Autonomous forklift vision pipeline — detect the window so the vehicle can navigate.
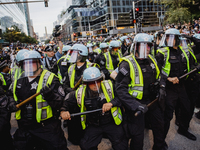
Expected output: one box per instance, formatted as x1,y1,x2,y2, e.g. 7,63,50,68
113,1,116,6
123,8,126,12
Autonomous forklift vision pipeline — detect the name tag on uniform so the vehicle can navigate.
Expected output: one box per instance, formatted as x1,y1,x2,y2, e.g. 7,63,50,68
61,62,67,66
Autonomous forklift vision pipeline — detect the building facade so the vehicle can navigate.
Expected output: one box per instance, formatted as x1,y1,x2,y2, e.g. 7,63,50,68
0,0,28,34
23,0,34,37
56,0,166,41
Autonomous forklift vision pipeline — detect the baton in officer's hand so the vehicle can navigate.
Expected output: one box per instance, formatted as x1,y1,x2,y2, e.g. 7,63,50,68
16,92,40,108
59,108,102,120
134,67,200,117
134,98,158,117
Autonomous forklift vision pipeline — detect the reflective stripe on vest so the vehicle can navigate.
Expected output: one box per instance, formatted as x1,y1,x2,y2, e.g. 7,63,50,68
120,55,160,100
104,51,121,73
14,70,54,123
120,55,143,99
101,80,122,125
75,84,87,129
94,48,101,54
118,50,123,61
148,54,160,79
76,80,122,130
104,52,114,73
0,73,6,86
188,48,197,64
157,46,190,77
68,62,96,88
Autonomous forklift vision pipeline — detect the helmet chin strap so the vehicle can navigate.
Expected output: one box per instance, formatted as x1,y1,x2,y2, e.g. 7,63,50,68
33,63,41,75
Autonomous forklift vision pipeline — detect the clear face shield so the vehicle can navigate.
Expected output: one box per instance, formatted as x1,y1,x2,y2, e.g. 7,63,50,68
181,39,189,48
87,79,102,93
65,50,79,63
17,59,43,79
159,34,178,47
134,43,151,59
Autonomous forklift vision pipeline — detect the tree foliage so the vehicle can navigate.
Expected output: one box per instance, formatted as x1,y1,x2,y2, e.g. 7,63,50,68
153,0,200,24
2,25,38,44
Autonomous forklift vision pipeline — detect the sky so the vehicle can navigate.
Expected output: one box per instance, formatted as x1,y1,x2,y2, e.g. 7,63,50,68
28,0,68,38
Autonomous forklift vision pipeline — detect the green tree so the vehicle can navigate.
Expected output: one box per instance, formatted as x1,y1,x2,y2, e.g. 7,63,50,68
3,25,38,44
154,0,200,24
3,25,21,44
45,39,50,44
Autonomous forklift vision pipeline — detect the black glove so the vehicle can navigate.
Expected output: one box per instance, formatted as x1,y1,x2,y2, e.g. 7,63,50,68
158,87,166,111
7,97,18,112
137,104,148,114
40,84,53,99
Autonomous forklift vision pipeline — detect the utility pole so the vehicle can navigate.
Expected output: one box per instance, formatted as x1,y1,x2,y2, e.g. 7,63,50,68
133,1,136,34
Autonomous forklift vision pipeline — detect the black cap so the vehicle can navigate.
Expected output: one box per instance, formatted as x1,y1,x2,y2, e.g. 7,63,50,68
44,46,53,52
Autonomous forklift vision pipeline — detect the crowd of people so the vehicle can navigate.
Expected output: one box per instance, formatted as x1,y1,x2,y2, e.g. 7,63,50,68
0,24,200,150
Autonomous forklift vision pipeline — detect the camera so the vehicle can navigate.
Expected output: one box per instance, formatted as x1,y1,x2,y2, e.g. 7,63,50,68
52,25,61,37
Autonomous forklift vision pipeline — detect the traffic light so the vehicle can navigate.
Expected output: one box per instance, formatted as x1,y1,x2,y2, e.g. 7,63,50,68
73,33,76,37
129,9,133,24
44,0,48,7
52,25,61,37
135,7,139,19
133,19,137,24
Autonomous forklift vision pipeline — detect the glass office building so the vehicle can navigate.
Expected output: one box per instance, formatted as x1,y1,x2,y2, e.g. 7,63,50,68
58,0,165,40
0,0,28,34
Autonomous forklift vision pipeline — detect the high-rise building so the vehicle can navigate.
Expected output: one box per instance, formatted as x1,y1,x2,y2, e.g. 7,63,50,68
56,0,166,41
0,0,28,34
23,0,34,37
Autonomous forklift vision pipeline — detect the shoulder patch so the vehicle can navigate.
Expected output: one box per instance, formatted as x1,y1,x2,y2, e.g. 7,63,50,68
119,67,128,76
58,86,65,96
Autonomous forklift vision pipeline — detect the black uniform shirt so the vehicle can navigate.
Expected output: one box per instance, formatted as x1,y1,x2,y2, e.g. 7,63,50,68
15,75,65,128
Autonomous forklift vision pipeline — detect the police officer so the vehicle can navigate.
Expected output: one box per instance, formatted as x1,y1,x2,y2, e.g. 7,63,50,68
12,51,68,150
63,44,98,94
190,34,200,118
60,67,128,150
87,43,98,63
57,45,71,81
63,44,98,145
94,43,110,79
115,33,166,150
0,60,12,92
93,41,101,54
175,37,200,126
0,60,15,150
102,40,122,76
43,45,58,74
156,28,197,141
120,36,130,55
3,49,11,63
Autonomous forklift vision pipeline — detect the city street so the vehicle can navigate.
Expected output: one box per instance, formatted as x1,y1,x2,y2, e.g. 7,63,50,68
10,109,200,150
1,0,200,150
